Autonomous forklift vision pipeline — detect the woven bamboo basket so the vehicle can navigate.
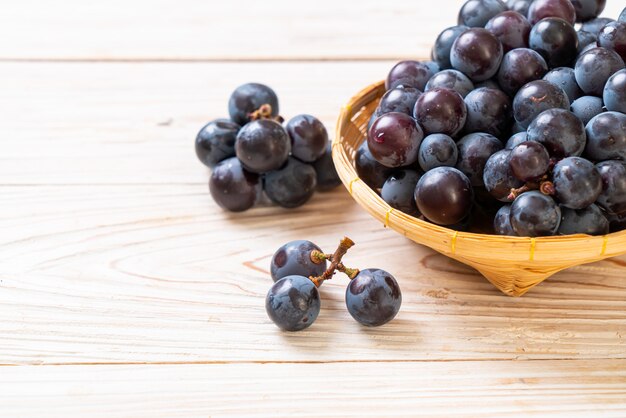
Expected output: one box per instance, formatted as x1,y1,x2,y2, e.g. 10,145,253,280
332,80,626,296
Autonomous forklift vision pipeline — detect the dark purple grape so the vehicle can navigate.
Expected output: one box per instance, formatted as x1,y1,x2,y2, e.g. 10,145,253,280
228,83,279,125
313,144,341,192
510,121,527,135
432,26,470,69
558,204,609,235
195,118,240,168
620,8,626,23
527,0,576,25
581,17,615,35
209,157,260,212
485,11,531,53
463,87,512,137
425,70,474,98
579,41,599,55
585,111,626,161
263,157,317,208
494,204,517,235
413,88,467,136
270,240,327,282
598,21,626,62
570,0,606,23
381,170,421,216
595,160,626,216
498,48,549,96
508,0,534,16
266,275,320,331
570,96,604,125
418,133,458,171
529,18,578,68
483,149,524,201
386,61,434,91
526,108,586,158
378,87,422,115
543,67,583,102
456,133,504,187
286,114,328,163
235,119,290,173
368,112,423,168
577,30,598,53
510,191,561,236
345,269,401,327
607,212,626,232
457,0,508,27
510,141,550,181
574,47,625,96
474,79,502,90
451,28,504,81
355,141,394,190
513,80,570,128
424,61,442,74
603,69,626,113
415,167,474,225
553,156,602,209
505,131,529,149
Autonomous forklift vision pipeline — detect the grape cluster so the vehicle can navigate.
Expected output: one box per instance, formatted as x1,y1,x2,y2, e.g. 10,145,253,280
266,237,402,331
196,83,341,212
357,0,626,236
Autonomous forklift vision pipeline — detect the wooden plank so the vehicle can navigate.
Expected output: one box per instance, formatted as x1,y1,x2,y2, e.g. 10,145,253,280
2,361,626,417
1,184,625,365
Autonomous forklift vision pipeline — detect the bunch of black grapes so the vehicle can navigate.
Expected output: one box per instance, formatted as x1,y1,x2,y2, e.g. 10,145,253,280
358,0,626,236
195,83,341,212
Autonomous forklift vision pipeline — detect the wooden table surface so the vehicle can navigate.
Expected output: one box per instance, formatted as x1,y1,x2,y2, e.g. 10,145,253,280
2,1,626,416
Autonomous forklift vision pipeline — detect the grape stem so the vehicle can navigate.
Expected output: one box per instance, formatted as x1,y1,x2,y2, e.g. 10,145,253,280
309,237,360,287
508,177,555,200
247,104,285,123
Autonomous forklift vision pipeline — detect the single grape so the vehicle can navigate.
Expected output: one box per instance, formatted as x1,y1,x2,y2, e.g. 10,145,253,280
418,133,458,171
457,0,508,27
497,48,549,96
558,204,609,235
209,157,260,212
505,131,529,149
595,160,626,216
577,30,598,53
266,275,320,331
368,112,423,168
529,17,578,68
451,28,504,82
494,204,517,235
264,157,317,208
424,61,442,74
195,118,240,168
570,0,606,23
603,69,626,113
513,80,570,128
425,70,474,98
526,108,586,158
271,240,327,282
483,149,524,202
527,0,576,25
415,167,474,225
386,60,434,91
228,83,279,125
510,191,561,236
381,170,421,216
463,88,512,137
355,141,394,190
286,114,328,163
345,269,401,327
597,21,626,62
570,95,604,125
313,144,341,192
235,119,290,174
507,0,533,16
456,132,504,187
485,11,531,53
413,88,467,136
574,47,625,96
543,67,583,102
378,87,422,115
584,111,626,161
510,141,550,181
432,26,470,69
553,156,602,209
581,17,614,35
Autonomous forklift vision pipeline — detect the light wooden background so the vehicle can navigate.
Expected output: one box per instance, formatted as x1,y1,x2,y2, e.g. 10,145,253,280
1,1,626,417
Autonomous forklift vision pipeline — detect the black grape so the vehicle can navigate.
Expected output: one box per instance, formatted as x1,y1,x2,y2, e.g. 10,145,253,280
270,240,327,282
527,108,586,158
603,69,626,113
313,144,342,192
456,132,504,187
451,28,504,82
386,60,434,90
553,156,602,209
266,275,320,331
457,0,507,27
513,80,570,128
581,17,614,35
263,157,317,208
505,131,529,149
432,26,470,69
620,7,626,23
558,204,609,235
570,95,604,125
415,167,474,225
577,30,598,53
528,0,576,25
209,157,260,212
510,191,561,236
378,87,423,115
571,0,606,23
498,48,549,96
368,112,423,168
543,67,583,102
228,83,279,125
418,133,458,171
235,119,290,173
463,87,512,137
381,170,421,216
597,21,626,62
413,88,467,136
355,142,394,190
425,70,474,98
195,118,240,168
595,160,626,216
574,47,625,96
529,17,578,68
286,114,328,162
483,149,524,202
345,269,401,327
584,111,626,161
507,0,533,16
509,141,550,181
485,11,531,53
494,204,517,235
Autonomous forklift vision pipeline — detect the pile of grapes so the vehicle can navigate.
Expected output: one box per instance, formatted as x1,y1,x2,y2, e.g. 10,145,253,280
360,0,626,237
195,83,341,212
266,238,402,331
